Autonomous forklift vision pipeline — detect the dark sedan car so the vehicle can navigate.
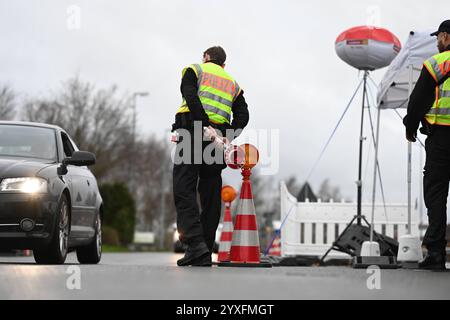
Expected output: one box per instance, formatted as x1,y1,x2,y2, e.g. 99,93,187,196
0,121,103,264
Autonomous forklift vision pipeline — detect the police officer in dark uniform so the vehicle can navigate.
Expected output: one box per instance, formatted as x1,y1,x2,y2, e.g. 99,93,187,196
172,46,249,266
404,20,450,270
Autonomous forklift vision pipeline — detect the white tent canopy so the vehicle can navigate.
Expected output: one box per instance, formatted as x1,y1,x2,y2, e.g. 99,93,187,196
377,30,438,109
369,30,437,239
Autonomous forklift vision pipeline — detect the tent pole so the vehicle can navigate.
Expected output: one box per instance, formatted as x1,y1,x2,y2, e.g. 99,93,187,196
357,71,368,225
370,105,381,243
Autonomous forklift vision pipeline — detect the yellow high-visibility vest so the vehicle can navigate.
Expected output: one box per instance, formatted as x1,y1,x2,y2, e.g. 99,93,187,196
423,51,450,126
177,63,241,125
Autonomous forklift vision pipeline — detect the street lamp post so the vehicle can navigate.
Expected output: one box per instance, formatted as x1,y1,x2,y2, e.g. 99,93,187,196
131,92,149,232
132,92,150,150
158,128,172,250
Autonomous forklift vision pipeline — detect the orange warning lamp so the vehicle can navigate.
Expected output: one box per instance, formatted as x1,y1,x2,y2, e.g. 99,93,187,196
241,144,259,169
221,185,237,203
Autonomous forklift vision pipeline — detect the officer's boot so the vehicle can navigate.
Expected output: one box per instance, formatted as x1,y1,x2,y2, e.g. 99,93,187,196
418,251,446,270
177,242,211,267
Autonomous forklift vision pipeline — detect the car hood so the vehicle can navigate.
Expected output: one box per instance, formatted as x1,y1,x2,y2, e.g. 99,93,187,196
0,158,55,178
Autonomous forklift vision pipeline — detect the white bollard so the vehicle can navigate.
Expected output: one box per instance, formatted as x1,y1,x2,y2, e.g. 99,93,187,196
361,241,381,257
397,234,422,262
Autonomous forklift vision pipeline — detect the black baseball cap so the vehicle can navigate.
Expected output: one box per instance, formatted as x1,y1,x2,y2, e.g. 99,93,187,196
431,20,450,36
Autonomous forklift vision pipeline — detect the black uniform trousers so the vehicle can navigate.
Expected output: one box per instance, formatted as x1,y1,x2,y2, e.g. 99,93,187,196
423,125,450,255
173,130,226,252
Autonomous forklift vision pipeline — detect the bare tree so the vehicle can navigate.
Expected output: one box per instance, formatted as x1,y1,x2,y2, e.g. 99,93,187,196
0,85,16,120
133,135,175,230
22,77,134,181
318,178,342,202
285,175,302,196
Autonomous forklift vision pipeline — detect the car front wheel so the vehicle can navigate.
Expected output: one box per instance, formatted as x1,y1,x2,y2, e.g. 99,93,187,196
34,194,70,264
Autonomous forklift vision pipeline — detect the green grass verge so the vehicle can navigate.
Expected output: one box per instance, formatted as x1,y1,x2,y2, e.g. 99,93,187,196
102,245,130,253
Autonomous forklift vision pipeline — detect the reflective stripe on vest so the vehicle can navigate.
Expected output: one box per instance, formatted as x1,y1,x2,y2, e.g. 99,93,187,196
424,57,446,82
198,91,233,108
176,62,241,124
439,87,450,98
424,51,450,126
427,108,450,115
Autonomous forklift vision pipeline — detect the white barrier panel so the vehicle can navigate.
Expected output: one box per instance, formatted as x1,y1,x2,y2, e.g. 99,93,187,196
280,181,420,258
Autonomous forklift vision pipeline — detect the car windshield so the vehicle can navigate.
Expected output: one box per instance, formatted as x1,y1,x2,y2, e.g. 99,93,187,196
0,125,57,161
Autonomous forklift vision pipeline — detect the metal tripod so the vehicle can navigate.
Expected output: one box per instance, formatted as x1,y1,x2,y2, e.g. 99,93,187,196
319,71,391,264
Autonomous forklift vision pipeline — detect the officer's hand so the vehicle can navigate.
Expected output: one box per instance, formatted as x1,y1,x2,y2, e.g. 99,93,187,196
406,130,417,142
207,126,218,141
203,126,216,141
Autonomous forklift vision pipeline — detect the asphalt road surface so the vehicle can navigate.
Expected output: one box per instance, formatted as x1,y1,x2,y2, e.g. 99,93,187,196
0,253,449,300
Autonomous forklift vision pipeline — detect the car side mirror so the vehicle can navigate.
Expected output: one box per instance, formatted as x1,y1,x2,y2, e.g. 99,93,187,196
57,165,68,176
63,151,96,167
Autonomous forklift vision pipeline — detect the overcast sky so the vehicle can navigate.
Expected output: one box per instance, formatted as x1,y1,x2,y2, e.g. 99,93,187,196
1,0,448,216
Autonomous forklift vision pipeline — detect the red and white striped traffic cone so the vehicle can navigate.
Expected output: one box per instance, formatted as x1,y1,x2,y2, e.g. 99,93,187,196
229,169,260,263
268,236,281,256
219,144,271,268
217,186,236,262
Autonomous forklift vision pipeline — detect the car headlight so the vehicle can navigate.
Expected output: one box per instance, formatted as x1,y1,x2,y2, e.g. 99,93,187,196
0,177,48,193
